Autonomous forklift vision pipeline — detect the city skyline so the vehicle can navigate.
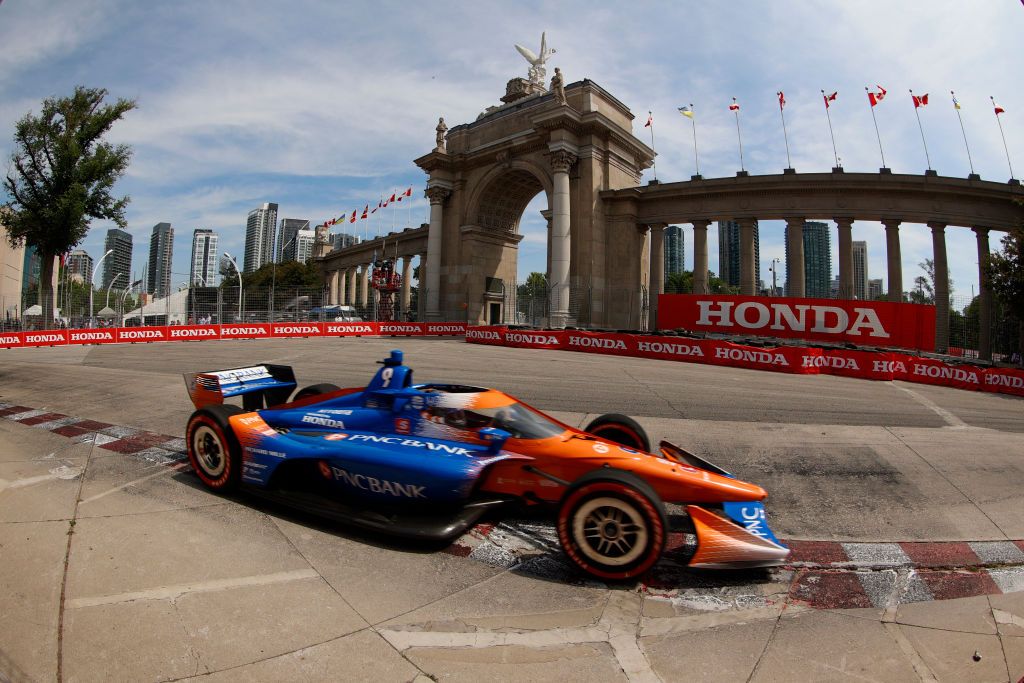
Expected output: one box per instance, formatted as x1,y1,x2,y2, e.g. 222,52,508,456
0,2,1019,297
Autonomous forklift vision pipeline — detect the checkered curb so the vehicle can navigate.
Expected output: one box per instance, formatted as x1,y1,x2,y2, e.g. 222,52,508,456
3,401,1022,609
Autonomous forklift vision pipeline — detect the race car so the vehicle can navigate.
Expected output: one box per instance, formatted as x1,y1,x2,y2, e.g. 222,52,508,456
184,350,789,580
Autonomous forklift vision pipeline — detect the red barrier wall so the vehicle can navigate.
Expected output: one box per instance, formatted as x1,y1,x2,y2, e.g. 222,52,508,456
0,322,469,349
465,326,1024,399
658,294,936,351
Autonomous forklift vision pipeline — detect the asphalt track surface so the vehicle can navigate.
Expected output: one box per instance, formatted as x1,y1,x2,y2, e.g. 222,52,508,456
2,337,1024,681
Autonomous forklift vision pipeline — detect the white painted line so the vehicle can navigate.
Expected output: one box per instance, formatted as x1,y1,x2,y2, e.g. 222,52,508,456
988,567,1024,594
893,384,969,428
0,465,84,493
842,543,911,567
67,568,319,608
969,541,1024,565
79,462,188,504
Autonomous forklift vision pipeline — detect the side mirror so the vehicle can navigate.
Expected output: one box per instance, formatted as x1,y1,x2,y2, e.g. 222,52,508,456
478,427,511,454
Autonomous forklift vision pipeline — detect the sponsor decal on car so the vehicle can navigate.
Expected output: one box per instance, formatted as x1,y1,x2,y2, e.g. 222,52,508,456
301,415,346,428
395,417,411,434
329,465,427,499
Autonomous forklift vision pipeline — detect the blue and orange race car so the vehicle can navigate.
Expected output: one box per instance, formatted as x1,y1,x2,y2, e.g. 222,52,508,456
184,350,789,580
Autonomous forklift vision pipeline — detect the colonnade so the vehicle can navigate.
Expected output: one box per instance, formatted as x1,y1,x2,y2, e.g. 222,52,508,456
326,255,417,313
645,219,998,360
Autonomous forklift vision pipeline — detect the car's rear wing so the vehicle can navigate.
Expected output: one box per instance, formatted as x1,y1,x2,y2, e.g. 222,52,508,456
184,364,297,410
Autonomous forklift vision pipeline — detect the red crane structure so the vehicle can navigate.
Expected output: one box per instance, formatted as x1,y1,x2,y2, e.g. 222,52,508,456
370,256,402,322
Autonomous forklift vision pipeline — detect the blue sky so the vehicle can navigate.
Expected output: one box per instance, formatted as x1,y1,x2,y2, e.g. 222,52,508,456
1,0,1020,301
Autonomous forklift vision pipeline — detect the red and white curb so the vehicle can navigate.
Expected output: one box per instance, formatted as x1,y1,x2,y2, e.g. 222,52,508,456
3,401,1022,610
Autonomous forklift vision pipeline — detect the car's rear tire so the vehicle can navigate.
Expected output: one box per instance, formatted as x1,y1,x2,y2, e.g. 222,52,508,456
557,469,667,581
292,383,342,402
583,414,650,452
186,405,243,492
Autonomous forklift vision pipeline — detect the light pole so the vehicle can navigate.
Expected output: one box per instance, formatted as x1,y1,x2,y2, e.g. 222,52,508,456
271,235,297,322
769,258,781,296
119,279,141,326
223,252,243,322
105,273,124,309
88,249,114,328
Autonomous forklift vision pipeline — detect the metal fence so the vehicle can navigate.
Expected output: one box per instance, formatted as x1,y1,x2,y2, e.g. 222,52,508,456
496,278,650,331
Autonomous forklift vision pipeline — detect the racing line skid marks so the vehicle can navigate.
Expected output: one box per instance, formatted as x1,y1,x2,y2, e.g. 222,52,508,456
3,404,1024,610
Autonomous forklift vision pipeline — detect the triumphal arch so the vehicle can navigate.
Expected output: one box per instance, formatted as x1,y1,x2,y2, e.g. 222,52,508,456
414,76,655,328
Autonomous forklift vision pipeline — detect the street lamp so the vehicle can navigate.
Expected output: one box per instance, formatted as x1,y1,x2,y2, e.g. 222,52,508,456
223,252,243,321
89,249,114,328
769,258,781,296
105,273,124,309
119,279,141,326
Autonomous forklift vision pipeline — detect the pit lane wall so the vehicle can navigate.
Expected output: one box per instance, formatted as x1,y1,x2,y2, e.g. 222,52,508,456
0,322,467,348
465,326,1024,398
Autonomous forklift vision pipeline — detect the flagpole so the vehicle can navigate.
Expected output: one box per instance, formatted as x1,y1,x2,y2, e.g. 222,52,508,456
951,91,976,176
690,104,700,177
732,98,745,172
648,111,657,181
777,92,792,170
991,96,1016,179
821,90,839,168
865,87,887,169
910,90,932,171
390,189,396,236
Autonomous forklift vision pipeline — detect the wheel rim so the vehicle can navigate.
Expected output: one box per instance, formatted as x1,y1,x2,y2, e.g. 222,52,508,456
572,496,648,567
192,424,226,478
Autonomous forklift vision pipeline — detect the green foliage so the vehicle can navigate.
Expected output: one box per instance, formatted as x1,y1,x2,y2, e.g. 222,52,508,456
907,258,954,305
3,87,136,325
518,272,548,298
664,270,737,294
219,260,323,290
987,220,1024,361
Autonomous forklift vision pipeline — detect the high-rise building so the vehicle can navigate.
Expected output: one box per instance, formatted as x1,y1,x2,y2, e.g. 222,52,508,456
852,241,869,300
293,228,316,264
277,218,310,262
67,250,93,283
244,202,278,272
868,278,883,300
664,225,685,282
102,228,132,290
717,220,759,289
190,229,219,287
801,222,832,298
147,222,174,298
331,232,361,251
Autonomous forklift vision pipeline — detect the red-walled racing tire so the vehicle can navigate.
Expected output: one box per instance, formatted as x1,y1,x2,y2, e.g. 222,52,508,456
186,404,243,492
583,413,650,452
557,469,667,581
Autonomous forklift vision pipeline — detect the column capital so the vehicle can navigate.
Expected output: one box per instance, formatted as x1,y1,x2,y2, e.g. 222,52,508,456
834,216,855,227
928,221,947,233
646,222,669,232
784,216,805,227
425,186,451,205
690,219,711,229
972,226,991,238
550,149,578,174
881,218,902,229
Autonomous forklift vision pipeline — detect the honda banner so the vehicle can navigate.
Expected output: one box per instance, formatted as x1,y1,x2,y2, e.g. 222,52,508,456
658,294,936,351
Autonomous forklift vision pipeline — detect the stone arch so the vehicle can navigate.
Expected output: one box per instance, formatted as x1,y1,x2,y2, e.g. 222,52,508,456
466,160,553,235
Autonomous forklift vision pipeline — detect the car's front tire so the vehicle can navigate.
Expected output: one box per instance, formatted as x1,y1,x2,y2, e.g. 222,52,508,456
557,469,667,581
186,405,243,492
583,413,650,452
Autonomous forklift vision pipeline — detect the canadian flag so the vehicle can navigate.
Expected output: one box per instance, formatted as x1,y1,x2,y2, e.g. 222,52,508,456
728,100,740,111
868,85,886,107
349,210,356,223
360,205,368,219
644,112,653,127
912,93,929,108
993,101,1006,115
388,193,396,203
823,91,837,108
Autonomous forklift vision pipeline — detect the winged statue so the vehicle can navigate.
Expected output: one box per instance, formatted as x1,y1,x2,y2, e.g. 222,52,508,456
514,32,556,86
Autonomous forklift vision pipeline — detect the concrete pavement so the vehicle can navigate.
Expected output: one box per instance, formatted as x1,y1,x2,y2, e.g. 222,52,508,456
1,338,1022,681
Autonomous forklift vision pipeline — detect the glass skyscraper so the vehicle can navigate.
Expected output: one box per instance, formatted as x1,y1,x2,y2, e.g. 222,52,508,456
717,220,759,289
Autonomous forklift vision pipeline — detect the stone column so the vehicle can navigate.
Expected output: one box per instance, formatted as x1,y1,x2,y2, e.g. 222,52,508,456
401,255,412,316
883,220,903,302
549,150,576,328
540,209,553,283
648,223,667,331
785,218,805,298
424,186,450,321
974,227,993,361
337,268,346,307
329,270,339,305
836,217,854,299
360,264,370,307
929,222,949,353
417,252,428,321
691,220,710,294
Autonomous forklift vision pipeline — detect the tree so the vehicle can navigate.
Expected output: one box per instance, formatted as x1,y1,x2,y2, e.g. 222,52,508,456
987,222,1024,364
907,258,953,305
3,87,136,327
518,272,548,298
